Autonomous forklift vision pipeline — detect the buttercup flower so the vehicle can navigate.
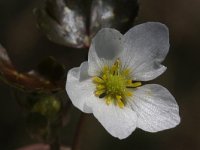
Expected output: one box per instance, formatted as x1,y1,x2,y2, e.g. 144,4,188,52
66,22,180,139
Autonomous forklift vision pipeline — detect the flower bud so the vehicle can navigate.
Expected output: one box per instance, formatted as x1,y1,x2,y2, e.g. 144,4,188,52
34,0,89,48
32,95,61,118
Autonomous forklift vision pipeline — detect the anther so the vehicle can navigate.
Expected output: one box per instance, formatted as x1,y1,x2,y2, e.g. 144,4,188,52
95,90,105,97
106,96,112,105
125,91,133,97
97,85,105,90
93,77,104,84
92,58,139,109
127,81,142,88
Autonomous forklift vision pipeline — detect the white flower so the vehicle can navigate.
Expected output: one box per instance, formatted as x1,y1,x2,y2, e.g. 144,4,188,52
66,22,180,139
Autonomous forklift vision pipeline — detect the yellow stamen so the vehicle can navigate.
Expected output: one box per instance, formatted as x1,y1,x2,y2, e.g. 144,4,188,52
127,80,132,85
128,82,142,88
122,69,130,76
93,77,104,84
95,90,105,97
116,95,122,101
92,58,142,109
97,84,105,90
116,95,124,108
105,96,112,105
111,59,121,75
125,91,133,97
102,74,107,80
102,66,109,74
131,82,142,87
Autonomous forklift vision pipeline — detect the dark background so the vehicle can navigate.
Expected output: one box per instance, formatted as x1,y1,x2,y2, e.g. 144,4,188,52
0,0,200,149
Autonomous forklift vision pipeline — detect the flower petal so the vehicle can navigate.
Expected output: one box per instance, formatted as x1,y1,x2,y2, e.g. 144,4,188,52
129,84,180,132
66,61,95,113
88,99,137,139
121,22,169,81
88,28,124,76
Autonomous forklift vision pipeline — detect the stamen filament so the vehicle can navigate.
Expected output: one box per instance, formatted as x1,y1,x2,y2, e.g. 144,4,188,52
102,66,109,74
116,95,124,108
127,82,142,88
95,90,105,97
102,74,107,80
97,85,105,90
106,96,112,105
125,91,133,97
93,77,104,84
92,59,142,108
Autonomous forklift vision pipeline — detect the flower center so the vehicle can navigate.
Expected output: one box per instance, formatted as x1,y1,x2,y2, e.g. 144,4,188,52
105,74,126,96
92,59,141,108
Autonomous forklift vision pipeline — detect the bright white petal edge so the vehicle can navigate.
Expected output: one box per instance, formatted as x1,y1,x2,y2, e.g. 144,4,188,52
121,22,169,81
87,99,137,139
129,84,180,132
66,61,94,113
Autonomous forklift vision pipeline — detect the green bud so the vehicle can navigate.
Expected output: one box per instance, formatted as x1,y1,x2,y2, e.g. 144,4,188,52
32,95,61,118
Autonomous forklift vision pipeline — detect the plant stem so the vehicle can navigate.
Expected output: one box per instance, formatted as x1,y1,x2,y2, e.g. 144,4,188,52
72,113,86,150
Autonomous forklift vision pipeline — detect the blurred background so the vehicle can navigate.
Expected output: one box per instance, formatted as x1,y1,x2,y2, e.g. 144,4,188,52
0,0,200,149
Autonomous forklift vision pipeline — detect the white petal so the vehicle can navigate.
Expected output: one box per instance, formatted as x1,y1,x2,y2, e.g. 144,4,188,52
66,61,95,113
88,28,124,76
129,84,180,132
88,99,137,139
121,22,169,81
